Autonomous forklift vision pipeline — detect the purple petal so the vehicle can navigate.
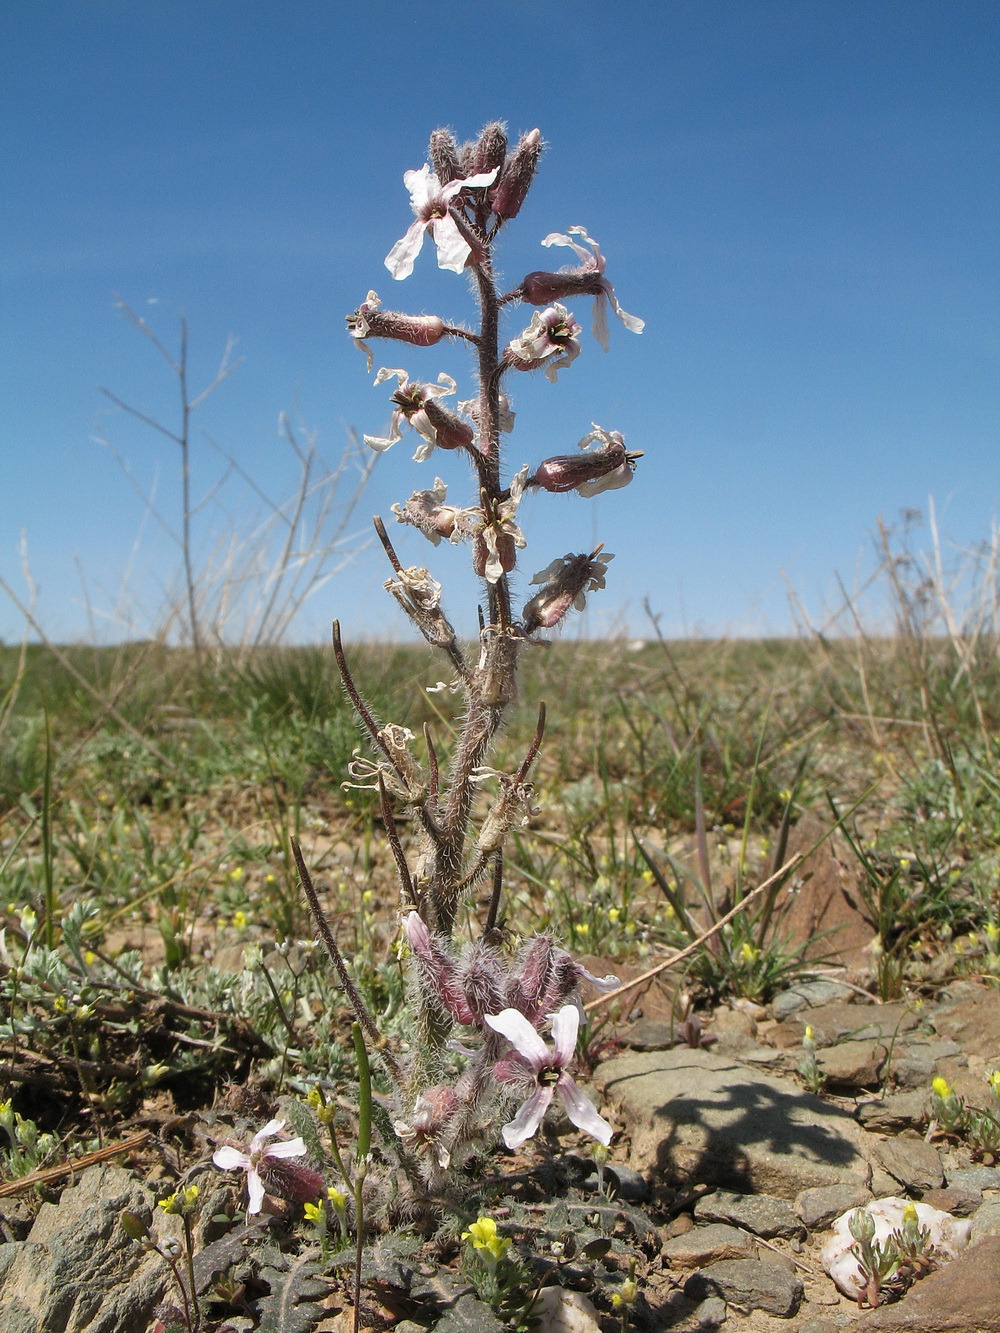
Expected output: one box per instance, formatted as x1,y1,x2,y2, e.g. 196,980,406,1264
548,1004,580,1066
501,1085,554,1148
385,219,427,280
557,1073,613,1145
484,1008,549,1067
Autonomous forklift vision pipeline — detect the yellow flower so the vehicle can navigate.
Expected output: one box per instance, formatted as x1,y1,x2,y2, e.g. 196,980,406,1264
576,922,590,936
362,889,373,905
461,1216,511,1264
986,923,1000,941
158,1191,180,1214
932,1076,952,1099
327,1186,347,1210
739,942,759,965
84,950,97,966
229,867,244,882
899,857,911,872
265,873,277,886
988,1070,1000,1098
231,910,249,931
303,1201,323,1224
607,908,621,924
902,1202,918,1225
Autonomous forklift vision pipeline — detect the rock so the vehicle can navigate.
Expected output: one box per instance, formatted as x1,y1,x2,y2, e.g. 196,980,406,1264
891,1040,962,1090
796,1182,873,1231
946,1165,1000,1193
772,980,858,1020
689,1295,727,1327
856,1091,929,1133
970,1198,1000,1242
821,1198,970,1300
929,984,1000,1062
594,1048,870,1198
534,1286,601,1333
776,813,875,970
817,1039,890,1089
694,1189,803,1238
712,1006,758,1038
838,1235,1000,1331
662,1223,755,1268
920,1186,981,1218
604,1163,649,1203
0,1164,170,1333
870,1137,944,1193
624,1018,674,1050
794,1001,918,1045
685,1258,804,1316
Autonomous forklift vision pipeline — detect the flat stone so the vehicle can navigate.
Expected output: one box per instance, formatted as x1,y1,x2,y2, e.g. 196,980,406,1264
535,1286,601,1333
662,1223,755,1268
623,1018,674,1050
694,1189,803,1238
685,1257,804,1316
838,1234,1000,1331
817,1039,890,1089
970,1199,1000,1242
921,1186,981,1218
595,1048,870,1198
796,1182,873,1231
0,1164,170,1333
794,1000,918,1045
948,1165,1000,1193
857,1091,929,1132
775,812,876,970
891,1040,963,1090
929,985,1000,1061
772,980,858,1020
871,1137,944,1193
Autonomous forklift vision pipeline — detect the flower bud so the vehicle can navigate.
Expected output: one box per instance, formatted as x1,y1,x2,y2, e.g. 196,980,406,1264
520,269,605,306
472,530,517,581
532,433,641,497
473,121,508,175
258,1155,324,1205
346,293,446,373
492,128,542,220
428,127,461,185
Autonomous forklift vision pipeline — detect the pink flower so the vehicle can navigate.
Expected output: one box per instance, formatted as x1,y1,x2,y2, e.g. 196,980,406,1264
522,549,614,634
364,368,474,461
212,1118,308,1215
504,304,582,383
386,163,499,280
520,227,644,352
485,1005,612,1149
346,290,446,373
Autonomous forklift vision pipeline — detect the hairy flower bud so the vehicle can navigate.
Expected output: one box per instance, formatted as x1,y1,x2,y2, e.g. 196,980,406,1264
522,549,614,634
428,127,461,185
473,121,508,175
520,269,605,306
532,427,642,497
492,128,542,220
258,1155,325,1205
347,292,446,372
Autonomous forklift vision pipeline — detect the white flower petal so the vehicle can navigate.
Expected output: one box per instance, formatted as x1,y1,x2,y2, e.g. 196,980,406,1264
265,1136,306,1160
429,214,472,274
246,1167,266,1215
485,1008,549,1066
251,1118,287,1150
502,1085,554,1148
213,1146,250,1171
605,281,644,334
442,167,500,201
576,965,623,991
576,465,633,498
373,367,408,387
549,1004,580,1065
385,218,428,280
556,1073,613,1145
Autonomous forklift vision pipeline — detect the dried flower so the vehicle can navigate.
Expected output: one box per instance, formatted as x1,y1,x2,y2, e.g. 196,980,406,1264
390,477,464,546
346,291,446,372
364,368,474,460
520,227,644,351
393,1084,458,1168
533,424,641,497
522,549,614,634
385,163,499,280
486,1005,612,1148
504,304,582,382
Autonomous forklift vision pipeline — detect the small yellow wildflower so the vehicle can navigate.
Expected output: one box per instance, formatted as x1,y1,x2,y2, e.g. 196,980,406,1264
303,1201,324,1224
327,1186,347,1210
265,873,277,886
361,889,373,906
158,1191,179,1214
898,857,911,872
229,867,244,882
607,907,621,924
739,941,759,965
986,923,1000,942
461,1216,511,1265
902,1202,918,1225
84,950,97,967
231,910,249,931
611,1277,638,1309
988,1070,1000,1098
932,1076,952,1099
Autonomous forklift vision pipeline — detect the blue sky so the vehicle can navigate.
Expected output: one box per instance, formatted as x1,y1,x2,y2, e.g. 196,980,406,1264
2,1,997,644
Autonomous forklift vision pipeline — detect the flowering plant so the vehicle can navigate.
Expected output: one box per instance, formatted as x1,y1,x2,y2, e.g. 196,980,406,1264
300,120,644,1188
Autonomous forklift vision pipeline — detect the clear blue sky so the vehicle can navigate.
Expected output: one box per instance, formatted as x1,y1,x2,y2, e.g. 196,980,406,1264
2,1,997,643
